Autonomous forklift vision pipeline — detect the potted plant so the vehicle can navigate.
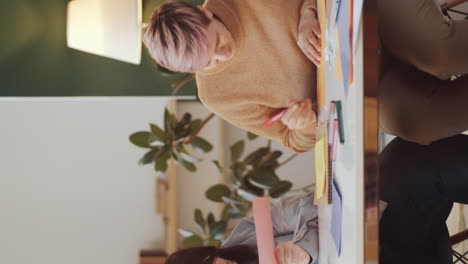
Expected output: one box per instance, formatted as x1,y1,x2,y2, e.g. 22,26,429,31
130,107,313,248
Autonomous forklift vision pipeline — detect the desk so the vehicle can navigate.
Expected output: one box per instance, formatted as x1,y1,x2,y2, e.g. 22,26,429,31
320,1,379,263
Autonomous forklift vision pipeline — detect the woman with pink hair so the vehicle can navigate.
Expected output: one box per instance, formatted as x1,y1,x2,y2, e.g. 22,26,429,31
144,0,468,152
144,0,322,153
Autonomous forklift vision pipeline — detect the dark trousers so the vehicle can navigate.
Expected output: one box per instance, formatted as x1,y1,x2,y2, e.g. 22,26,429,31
379,135,468,264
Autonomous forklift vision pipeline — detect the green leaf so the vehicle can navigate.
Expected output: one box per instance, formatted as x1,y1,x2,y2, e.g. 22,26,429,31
259,151,283,168
221,204,244,221
189,119,202,134
231,162,245,186
205,184,231,202
243,147,269,166
206,238,221,246
164,109,171,131
181,113,192,124
168,112,177,129
247,131,259,140
241,175,265,196
211,160,224,173
230,140,245,163
148,139,165,147
154,147,168,159
270,181,293,198
174,113,193,139
182,235,204,248
178,228,195,237
194,208,206,233
232,203,248,216
210,221,227,240
190,137,213,153
164,109,176,138
179,152,201,163
222,196,244,205
155,148,171,172
180,159,197,172
129,132,152,148
139,148,159,165
175,126,192,140
207,212,215,231
236,188,258,202
176,144,201,163
149,123,166,141
247,168,279,189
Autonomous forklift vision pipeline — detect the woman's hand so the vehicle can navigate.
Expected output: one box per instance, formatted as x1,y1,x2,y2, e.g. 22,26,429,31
297,8,322,67
281,99,317,130
275,242,311,264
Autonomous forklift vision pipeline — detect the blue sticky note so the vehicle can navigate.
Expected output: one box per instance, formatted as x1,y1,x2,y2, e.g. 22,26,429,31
337,0,351,96
334,0,342,22
331,179,343,255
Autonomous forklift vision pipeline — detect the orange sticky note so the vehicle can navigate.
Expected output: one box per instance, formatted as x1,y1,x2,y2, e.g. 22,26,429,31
333,24,343,80
253,197,278,264
317,0,327,109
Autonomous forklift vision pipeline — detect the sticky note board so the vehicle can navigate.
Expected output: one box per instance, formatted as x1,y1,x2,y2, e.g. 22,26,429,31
253,197,278,264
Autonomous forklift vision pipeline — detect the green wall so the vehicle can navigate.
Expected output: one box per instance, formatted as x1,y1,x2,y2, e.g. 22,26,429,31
0,0,200,96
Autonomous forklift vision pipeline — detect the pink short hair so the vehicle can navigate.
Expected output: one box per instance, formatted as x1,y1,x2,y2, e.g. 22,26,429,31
143,1,211,73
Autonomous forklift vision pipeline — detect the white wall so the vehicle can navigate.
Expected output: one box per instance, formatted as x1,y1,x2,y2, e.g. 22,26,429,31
0,98,316,261
0,98,169,264
175,101,225,242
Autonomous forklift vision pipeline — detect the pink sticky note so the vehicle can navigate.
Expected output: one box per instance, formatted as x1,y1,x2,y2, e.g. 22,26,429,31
253,197,278,264
331,119,339,161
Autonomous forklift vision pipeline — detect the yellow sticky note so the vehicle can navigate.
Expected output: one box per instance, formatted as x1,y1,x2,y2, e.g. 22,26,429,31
314,135,328,199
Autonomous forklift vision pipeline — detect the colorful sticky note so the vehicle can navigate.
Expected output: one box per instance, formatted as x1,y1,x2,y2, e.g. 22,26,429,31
331,180,343,255
331,119,339,160
317,0,328,109
253,197,278,264
333,24,343,80
337,0,352,96
314,135,328,200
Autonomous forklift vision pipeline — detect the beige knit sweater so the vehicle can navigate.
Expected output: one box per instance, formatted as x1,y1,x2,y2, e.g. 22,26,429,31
196,0,318,153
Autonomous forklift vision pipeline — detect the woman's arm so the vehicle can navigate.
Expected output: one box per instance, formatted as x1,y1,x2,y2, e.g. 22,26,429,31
300,0,317,15
201,100,319,153
298,0,321,67
272,193,319,261
223,194,319,262
221,217,257,247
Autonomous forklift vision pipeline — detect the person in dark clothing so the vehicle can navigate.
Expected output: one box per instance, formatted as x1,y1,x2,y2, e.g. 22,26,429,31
379,134,468,264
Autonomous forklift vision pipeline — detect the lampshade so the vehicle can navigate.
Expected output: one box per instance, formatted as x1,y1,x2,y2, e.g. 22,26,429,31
66,0,142,65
